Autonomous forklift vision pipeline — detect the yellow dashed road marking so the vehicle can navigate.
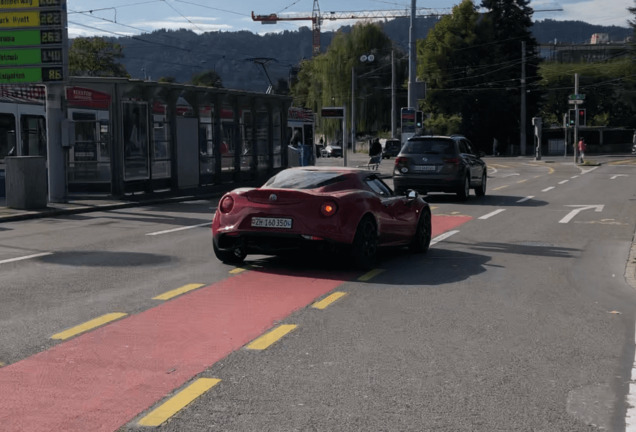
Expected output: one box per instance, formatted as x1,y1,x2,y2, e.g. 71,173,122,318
517,179,528,184
153,283,205,301
312,292,347,310
51,313,127,340
246,324,297,350
358,268,385,282
138,378,221,426
493,185,509,191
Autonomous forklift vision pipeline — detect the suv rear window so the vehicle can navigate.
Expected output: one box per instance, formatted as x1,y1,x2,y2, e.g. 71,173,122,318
402,139,454,155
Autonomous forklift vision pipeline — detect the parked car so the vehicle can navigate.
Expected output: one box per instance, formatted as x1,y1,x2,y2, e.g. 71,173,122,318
212,166,432,269
382,138,402,159
392,135,487,201
322,142,343,158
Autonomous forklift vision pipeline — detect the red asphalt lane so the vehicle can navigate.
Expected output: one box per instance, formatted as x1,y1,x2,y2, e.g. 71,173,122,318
0,215,470,432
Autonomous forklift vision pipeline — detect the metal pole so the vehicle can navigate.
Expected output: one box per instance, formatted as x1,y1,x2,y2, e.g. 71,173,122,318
343,107,348,167
351,66,356,155
520,41,526,156
391,49,396,138
46,83,67,203
407,0,417,109
573,73,579,164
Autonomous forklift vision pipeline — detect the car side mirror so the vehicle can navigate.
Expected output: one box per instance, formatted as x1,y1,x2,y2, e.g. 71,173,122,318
406,189,418,200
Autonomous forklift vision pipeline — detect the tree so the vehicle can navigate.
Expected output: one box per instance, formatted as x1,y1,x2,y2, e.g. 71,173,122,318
417,0,481,135
190,70,223,88
69,37,129,77
291,23,406,141
418,0,541,153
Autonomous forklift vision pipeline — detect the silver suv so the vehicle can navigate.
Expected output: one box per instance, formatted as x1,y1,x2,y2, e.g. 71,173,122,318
392,135,487,201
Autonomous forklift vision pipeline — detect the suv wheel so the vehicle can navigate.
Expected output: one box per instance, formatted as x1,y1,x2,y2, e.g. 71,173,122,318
456,175,470,201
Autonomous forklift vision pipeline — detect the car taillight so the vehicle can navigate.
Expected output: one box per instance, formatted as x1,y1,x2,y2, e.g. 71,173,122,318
320,200,338,217
395,156,408,167
219,195,234,213
443,157,460,165
395,156,409,173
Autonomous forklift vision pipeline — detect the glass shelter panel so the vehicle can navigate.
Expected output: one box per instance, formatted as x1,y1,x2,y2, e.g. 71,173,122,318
152,104,171,179
68,111,112,183
220,104,236,174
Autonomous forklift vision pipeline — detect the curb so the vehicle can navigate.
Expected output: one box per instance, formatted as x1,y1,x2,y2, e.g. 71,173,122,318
0,194,221,223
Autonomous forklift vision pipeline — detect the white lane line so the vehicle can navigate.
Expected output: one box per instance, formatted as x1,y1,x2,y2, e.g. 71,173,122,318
571,175,579,179
479,209,506,220
517,196,534,203
542,186,555,192
146,222,211,236
558,180,569,185
0,252,52,265
626,321,636,431
430,230,459,246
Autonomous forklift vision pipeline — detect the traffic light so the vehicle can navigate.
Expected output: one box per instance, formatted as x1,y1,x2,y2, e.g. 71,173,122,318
415,110,423,128
568,109,576,126
577,109,586,127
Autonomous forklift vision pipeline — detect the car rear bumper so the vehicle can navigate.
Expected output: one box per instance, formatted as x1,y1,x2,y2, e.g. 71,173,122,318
393,174,463,193
214,232,342,256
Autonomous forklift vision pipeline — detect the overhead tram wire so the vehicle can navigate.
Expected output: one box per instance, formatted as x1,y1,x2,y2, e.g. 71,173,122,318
160,0,207,34
68,21,192,52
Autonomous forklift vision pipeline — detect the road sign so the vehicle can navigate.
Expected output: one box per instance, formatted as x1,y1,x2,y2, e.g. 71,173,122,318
568,94,585,101
0,0,67,84
321,106,344,118
401,107,416,133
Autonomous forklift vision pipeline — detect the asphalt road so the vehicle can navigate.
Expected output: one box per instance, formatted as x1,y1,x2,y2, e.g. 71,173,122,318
0,154,635,431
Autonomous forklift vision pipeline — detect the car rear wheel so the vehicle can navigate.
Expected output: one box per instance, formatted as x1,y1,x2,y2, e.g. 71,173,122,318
475,171,487,197
351,217,378,270
456,175,470,201
213,241,246,264
409,208,431,254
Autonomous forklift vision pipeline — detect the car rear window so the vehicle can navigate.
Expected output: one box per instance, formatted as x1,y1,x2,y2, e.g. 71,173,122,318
402,139,454,155
263,169,347,189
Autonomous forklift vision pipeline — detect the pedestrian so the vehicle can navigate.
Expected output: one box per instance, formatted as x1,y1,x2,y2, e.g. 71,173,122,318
578,137,586,164
369,138,382,158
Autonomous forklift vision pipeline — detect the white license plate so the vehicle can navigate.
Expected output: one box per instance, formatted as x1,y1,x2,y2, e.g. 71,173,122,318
414,165,436,171
251,217,293,229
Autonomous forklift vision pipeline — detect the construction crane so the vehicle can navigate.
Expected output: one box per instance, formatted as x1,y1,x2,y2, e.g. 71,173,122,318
252,0,451,57
252,1,563,57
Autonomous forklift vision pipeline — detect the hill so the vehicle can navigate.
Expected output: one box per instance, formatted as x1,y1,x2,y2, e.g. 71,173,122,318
108,18,632,93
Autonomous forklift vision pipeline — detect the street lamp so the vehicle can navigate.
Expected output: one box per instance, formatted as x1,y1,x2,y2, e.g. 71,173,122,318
351,54,375,153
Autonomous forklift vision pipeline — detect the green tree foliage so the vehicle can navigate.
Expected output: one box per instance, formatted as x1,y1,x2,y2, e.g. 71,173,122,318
69,37,129,77
190,70,223,88
291,23,406,141
418,0,541,153
538,61,635,128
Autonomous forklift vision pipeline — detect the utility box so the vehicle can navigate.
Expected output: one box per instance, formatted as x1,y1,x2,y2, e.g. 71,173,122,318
5,156,48,210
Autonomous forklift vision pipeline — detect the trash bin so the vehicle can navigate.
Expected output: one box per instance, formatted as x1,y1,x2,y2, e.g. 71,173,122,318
5,156,47,209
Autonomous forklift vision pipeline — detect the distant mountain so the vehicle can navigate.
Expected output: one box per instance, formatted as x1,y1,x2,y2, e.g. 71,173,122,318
106,17,632,93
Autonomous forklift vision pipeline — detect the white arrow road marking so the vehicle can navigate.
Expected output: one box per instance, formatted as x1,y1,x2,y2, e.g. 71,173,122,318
559,205,604,224
611,174,628,180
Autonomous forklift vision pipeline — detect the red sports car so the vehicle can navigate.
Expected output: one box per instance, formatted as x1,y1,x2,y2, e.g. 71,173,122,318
212,166,431,269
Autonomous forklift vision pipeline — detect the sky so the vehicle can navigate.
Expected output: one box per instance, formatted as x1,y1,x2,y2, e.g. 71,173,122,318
67,0,634,39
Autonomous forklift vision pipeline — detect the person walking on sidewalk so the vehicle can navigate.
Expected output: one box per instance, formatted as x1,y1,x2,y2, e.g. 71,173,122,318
578,137,586,164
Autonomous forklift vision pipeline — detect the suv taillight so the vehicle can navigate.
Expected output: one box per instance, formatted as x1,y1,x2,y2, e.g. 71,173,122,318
395,156,408,167
443,157,460,165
